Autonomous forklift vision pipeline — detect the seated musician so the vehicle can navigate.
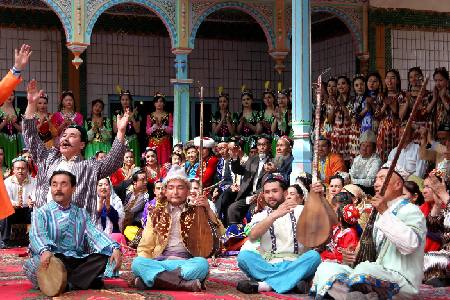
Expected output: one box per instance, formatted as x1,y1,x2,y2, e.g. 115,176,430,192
236,176,321,294
1,156,36,247
311,163,426,299
132,165,223,291
317,136,347,184
23,170,122,292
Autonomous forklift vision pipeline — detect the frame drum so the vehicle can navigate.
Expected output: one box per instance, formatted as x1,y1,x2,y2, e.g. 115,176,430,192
37,256,67,296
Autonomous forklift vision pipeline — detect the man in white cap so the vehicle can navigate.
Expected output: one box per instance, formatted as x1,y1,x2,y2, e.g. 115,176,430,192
349,130,382,195
194,136,219,187
131,165,223,291
311,162,426,300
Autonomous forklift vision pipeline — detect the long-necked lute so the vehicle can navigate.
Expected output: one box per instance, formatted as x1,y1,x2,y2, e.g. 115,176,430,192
354,76,429,265
297,69,338,247
186,86,220,257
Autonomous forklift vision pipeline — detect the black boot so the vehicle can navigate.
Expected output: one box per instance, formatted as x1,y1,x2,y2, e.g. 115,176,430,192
152,268,201,292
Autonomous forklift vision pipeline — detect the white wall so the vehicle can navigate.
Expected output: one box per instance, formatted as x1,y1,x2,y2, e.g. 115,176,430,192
86,30,291,115
391,29,450,90
312,33,356,81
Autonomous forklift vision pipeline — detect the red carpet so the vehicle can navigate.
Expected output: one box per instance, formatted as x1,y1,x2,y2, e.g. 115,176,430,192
0,247,448,299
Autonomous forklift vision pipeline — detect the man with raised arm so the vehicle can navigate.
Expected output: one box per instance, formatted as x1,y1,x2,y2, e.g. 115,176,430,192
23,80,129,220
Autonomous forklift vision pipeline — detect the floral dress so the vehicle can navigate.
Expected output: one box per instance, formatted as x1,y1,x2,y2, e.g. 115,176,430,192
0,107,24,168
211,111,237,142
258,110,277,155
114,110,141,166
84,117,113,159
146,112,173,165
237,111,259,154
375,93,403,162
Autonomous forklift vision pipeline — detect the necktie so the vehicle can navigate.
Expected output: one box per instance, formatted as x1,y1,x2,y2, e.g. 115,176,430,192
223,159,231,178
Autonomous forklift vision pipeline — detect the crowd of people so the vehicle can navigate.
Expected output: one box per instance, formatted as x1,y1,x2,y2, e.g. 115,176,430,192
0,43,449,299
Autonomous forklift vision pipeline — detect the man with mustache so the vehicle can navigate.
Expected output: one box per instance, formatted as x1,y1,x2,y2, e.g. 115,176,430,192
22,80,129,220
23,170,122,295
311,164,426,300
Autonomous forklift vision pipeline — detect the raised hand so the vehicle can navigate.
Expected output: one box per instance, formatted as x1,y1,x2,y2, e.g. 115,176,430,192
26,80,44,105
116,109,130,133
14,44,32,71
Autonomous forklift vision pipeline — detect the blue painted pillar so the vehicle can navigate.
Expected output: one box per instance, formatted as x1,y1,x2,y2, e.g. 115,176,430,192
171,49,193,144
290,0,312,183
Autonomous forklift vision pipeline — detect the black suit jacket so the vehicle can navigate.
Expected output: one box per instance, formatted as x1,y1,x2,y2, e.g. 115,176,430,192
231,155,271,200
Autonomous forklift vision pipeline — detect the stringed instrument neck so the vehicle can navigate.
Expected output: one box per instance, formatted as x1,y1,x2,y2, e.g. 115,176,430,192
185,86,218,258
296,69,338,248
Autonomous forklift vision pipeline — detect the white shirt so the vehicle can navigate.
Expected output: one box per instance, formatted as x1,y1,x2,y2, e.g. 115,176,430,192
165,204,186,253
4,175,37,207
374,197,419,255
388,142,427,178
252,156,267,192
248,205,304,262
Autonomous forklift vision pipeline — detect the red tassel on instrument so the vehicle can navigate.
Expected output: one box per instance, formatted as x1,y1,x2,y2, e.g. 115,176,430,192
0,174,14,219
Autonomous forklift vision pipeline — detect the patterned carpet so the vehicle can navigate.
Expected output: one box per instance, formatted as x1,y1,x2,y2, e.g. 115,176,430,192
0,248,448,299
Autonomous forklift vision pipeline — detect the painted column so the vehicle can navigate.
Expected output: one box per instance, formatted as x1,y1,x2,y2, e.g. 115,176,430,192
290,0,312,182
270,0,289,74
358,2,370,75
171,49,193,144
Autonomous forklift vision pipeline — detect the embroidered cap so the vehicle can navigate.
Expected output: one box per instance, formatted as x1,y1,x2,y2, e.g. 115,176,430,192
163,165,190,188
359,130,377,144
381,162,410,182
194,136,215,148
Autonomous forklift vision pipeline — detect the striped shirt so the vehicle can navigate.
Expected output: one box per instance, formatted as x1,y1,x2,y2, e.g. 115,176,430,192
29,201,119,257
23,118,126,220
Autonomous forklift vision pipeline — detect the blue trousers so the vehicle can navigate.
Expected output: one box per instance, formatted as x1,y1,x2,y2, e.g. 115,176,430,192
237,250,321,293
131,256,209,288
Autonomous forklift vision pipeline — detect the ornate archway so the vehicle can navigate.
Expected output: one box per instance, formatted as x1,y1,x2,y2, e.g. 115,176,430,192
85,0,177,47
40,0,73,40
189,1,275,50
310,5,364,54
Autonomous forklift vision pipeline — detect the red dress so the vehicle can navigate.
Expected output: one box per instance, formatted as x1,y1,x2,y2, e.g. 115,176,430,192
375,94,402,162
146,112,173,165
196,155,219,188
321,225,359,263
420,202,442,252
